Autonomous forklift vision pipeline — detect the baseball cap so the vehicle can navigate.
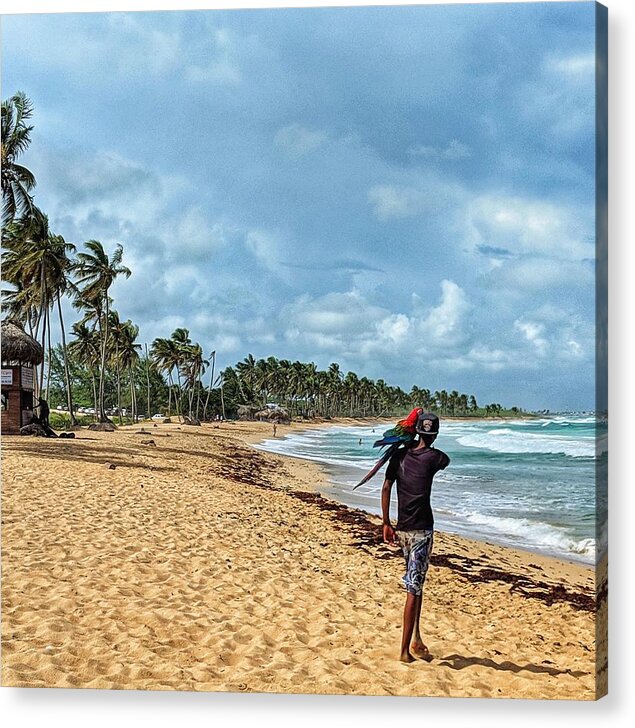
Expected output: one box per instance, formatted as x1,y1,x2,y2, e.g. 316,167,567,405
415,412,440,435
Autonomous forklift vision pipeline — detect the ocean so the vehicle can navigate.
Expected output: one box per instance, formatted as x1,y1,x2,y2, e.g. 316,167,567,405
254,416,607,565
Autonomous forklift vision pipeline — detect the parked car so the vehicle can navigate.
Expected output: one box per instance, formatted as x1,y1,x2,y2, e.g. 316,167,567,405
151,413,165,420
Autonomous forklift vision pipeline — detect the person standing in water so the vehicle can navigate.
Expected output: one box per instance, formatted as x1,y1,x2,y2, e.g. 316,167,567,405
381,412,450,662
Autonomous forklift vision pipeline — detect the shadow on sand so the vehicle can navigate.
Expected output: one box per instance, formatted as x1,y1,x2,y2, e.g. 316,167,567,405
437,653,590,678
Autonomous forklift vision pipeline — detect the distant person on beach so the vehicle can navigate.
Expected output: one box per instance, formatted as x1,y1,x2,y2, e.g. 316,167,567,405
34,397,50,429
273,423,277,437
381,412,450,663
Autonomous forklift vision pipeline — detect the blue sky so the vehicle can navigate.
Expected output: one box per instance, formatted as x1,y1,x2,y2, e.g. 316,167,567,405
2,2,599,410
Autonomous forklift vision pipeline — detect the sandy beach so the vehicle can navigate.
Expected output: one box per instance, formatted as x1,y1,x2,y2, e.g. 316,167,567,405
1,419,606,698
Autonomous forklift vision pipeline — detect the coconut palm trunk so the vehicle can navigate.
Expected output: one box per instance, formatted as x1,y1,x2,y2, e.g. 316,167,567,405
115,344,122,425
98,297,110,421
56,294,78,425
167,371,173,417
145,344,151,420
91,371,98,423
131,368,138,422
45,311,52,403
203,351,216,421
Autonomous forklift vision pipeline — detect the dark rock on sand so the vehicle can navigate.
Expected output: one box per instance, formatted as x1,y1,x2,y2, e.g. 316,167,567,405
88,423,116,432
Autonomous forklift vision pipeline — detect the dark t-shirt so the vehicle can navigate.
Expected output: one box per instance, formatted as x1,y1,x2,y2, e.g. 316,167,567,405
386,445,450,531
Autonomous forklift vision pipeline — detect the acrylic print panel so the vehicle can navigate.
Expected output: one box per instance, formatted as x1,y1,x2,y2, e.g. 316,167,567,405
1,1,607,700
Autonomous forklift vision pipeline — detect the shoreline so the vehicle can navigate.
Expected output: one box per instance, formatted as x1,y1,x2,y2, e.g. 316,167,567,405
246,417,597,570
1,420,604,698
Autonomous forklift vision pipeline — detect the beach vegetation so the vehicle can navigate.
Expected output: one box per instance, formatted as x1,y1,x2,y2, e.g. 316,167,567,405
1,91,36,225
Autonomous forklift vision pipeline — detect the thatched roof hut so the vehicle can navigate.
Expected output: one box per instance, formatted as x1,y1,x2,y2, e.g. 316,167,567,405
237,404,260,420
255,407,291,424
1,319,44,365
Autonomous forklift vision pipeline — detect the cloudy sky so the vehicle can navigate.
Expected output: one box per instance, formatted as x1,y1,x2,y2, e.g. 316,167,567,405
2,2,600,411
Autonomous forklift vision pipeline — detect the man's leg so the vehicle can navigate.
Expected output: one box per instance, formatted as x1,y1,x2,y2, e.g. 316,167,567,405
411,594,432,660
400,591,418,662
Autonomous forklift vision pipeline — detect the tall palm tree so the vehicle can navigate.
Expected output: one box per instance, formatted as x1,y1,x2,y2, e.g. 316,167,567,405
236,354,258,404
108,310,126,424
74,241,131,422
68,321,100,418
170,328,192,418
48,232,78,424
1,92,36,224
2,209,78,421
182,342,208,419
150,336,181,417
202,350,216,420
119,321,141,422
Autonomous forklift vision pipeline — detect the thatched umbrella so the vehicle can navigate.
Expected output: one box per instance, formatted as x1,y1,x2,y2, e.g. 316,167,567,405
237,404,260,420
1,319,44,365
255,407,290,424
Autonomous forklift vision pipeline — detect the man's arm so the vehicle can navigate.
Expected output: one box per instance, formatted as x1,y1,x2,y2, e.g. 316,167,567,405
381,478,396,543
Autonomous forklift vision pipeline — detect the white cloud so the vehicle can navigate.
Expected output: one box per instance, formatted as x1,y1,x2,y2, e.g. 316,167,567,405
367,184,430,220
186,60,242,85
274,124,327,158
408,139,471,160
282,281,472,364
546,53,595,78
419,279,471,345
167,207,228,260
519,50,594,142
466,194,595,262
482,257,594,292
509,305,592,364
514,319,548,355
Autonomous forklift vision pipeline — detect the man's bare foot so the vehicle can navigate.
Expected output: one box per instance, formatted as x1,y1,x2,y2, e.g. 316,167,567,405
411,641,433,661
400,651,416,663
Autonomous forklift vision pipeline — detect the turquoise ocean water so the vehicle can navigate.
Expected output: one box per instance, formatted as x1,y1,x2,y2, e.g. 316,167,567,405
254,416,607,565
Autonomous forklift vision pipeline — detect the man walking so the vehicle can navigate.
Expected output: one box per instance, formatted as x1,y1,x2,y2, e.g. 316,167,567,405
381,412,450,662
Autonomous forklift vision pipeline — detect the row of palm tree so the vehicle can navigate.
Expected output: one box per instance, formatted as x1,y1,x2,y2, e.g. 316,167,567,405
150,328,216,420
220,355,489,419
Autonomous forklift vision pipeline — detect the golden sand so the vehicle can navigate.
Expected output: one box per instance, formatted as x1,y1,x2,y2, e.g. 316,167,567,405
1,420,605,698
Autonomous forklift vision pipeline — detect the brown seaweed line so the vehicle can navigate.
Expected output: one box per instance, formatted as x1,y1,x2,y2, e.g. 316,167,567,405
217,444,601,614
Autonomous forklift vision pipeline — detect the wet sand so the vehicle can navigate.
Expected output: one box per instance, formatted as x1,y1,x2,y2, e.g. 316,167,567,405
1,419,606,698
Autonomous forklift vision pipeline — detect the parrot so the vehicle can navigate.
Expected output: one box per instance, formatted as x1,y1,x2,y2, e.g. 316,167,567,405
352,407,423,490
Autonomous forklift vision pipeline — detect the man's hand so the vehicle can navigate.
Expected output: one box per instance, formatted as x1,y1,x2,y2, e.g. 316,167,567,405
382,523,396,544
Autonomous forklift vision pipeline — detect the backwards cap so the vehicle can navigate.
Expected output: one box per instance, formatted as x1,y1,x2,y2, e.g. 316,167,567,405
415,412,440,435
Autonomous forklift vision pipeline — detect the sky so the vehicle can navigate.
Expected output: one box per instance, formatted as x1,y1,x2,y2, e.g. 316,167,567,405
1,2,601,411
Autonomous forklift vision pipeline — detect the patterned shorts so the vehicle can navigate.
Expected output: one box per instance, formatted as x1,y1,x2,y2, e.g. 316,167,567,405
396,529,434,596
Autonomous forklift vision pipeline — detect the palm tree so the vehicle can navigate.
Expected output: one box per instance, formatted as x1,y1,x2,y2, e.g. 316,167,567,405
108,310,126,423
2,209,51,389
119,321,141,422
236,354,258,404
1,92,36,224
48,232,79,424
2,209,78,423
68,322,100,418
74,241,131,422
169,328,192,418
202,350,216,420
182,342,208,419
151,337,179,417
